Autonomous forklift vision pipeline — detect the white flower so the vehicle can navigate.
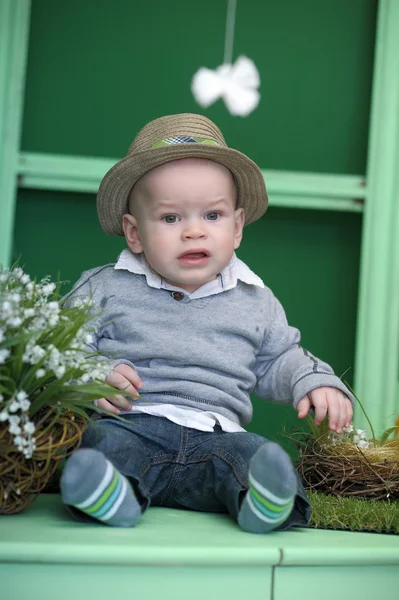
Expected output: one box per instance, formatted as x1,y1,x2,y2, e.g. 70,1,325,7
8,401,20,413
10,293,21,303
23,440,36,459
357,439,370,449
23,421,35,434
0,330,4,343
9,317,23,328
16,391,28,402
54,365,65,379
91,363,111,380
23,344,46,364
36,368,46,379
327,431,340,446
1,301,12,317
71,297,86,308
19,399,30,412
24,308,35,318
40,283,56,296
20,274,30,284
13,435,24,448
83,333,94,345
0,410,9,421
0,349,10,364
9,422,22,435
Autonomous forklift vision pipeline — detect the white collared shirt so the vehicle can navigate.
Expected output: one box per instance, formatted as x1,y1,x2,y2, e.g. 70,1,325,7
114,249,264,432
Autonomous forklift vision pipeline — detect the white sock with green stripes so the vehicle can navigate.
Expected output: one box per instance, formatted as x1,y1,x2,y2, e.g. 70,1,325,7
238,443,297,534
61,448,141,527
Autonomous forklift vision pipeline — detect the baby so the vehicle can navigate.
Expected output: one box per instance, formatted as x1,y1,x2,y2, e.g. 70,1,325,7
60,113,353,533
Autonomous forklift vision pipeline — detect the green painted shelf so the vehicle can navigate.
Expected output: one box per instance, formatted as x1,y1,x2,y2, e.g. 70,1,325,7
1,495,399,600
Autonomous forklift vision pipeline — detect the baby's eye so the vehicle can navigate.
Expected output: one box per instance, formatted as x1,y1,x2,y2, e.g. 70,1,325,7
205,212,220,221
162,215,180,223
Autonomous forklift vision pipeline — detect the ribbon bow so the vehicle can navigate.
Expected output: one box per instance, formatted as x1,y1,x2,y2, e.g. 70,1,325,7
191,56,260,117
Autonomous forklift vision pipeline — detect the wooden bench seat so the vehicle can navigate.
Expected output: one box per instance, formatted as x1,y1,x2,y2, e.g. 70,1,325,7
1,494,398,600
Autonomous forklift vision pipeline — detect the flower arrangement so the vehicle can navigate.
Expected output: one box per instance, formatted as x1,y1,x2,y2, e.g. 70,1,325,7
0,265,116,514
295,392,399,533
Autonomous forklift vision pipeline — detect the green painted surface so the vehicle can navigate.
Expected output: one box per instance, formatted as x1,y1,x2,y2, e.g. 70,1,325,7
275,565,399,599
21,0,376,174
12,191,361,449
0,0,31,267
1,495,398,567
354,0,399,435
0,496,280,566
2,495,399,600
16,152,367,210
1,564,272,600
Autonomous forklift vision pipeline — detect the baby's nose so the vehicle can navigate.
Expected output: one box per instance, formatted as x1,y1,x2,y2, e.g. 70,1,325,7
182,222,206,239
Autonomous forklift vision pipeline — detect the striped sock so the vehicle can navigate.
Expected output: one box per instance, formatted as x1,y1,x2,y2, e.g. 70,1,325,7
60,448,141,527
238,443,297,534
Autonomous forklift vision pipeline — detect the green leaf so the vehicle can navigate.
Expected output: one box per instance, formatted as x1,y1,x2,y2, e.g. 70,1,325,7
379,425,399,445
0,329,39,349
343,380,376,441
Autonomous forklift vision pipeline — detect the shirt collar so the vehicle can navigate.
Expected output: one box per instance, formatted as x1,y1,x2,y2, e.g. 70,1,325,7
114,248,264,299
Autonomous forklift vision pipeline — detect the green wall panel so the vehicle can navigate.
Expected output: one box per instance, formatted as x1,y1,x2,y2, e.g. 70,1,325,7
21,0,376,174
12,190,361,454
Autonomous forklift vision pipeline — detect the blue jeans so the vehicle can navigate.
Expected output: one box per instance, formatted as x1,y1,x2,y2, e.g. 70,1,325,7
73,413,310,529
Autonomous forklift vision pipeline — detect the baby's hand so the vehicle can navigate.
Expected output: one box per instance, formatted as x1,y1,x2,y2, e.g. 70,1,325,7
296,386,353,433
96,364,143,415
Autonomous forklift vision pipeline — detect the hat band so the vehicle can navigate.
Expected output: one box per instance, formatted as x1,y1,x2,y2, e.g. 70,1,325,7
152,136,222,148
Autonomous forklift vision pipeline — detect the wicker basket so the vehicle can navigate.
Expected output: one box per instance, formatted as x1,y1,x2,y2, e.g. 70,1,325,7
0,410,87,515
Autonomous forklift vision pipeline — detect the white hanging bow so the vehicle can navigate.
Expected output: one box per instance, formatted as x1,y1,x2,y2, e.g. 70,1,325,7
191,56,260,117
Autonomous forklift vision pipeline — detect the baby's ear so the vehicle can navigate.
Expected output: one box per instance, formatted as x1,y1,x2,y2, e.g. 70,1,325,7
122,214,143,253
234,208,245,249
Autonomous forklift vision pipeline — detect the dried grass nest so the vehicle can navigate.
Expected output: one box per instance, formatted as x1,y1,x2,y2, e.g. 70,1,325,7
296,430,399,501
0,409,86,515
294,418,399,534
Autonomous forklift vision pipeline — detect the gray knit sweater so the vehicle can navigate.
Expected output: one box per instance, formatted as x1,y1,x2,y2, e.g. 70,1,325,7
64,264,354,426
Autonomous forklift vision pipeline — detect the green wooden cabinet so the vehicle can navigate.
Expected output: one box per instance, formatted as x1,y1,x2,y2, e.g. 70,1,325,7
1,496,398,600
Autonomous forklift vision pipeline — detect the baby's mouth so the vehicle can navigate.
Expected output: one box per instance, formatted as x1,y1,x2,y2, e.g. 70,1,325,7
181,253,207,258
178,250,210,264
178,250,210,259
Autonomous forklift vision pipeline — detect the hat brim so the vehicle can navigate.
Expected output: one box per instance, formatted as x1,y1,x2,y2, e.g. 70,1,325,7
97,144,268,235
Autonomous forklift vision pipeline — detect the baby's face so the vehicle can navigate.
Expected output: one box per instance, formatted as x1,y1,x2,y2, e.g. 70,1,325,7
123,158,244,292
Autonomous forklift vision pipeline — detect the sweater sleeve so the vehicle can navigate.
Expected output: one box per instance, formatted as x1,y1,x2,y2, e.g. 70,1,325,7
61,271,136,373
252,294,354,407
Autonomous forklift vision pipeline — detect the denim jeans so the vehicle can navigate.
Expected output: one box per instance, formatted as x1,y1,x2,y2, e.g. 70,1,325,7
72,413,310,529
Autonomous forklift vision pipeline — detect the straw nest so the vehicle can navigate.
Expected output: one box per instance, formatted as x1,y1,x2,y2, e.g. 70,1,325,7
0,410,86,515
296,431,399,501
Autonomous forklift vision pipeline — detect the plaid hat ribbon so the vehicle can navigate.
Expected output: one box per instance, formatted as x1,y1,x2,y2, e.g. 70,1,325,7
152,136,222,148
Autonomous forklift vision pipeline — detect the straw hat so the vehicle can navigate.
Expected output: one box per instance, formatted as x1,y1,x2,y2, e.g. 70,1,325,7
97,113,268,235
